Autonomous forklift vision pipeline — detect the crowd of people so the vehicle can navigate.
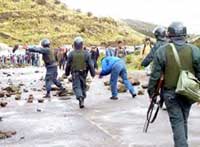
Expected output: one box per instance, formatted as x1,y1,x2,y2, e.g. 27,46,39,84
0,52,41,66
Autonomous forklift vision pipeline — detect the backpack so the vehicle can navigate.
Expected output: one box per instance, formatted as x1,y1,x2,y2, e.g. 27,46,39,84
170,43,200,103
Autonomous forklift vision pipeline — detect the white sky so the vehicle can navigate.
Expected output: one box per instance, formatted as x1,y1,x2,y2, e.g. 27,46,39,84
60,0,200,34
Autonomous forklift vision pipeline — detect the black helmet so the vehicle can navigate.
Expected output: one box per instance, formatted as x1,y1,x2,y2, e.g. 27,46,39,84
41,39,50,47
153,26,166,41
167,22,187,37
73,36,83,50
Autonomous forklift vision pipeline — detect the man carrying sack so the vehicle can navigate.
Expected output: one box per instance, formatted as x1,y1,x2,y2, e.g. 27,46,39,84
148,22,200,147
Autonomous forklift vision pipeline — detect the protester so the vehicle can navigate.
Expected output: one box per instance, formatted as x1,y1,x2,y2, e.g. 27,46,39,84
98,56,137,100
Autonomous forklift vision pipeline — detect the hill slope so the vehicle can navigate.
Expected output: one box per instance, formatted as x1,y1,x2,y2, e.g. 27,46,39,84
123,19,157,38
0,0,145,47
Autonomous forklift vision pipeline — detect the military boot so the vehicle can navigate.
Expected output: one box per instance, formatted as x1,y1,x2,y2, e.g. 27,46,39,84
78,97,85,109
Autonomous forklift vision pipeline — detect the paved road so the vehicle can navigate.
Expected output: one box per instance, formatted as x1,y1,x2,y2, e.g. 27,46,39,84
0,67,200,147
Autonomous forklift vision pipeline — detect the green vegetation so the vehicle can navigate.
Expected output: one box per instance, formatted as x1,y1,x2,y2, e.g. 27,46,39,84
0,0,145,47
193,38,200,48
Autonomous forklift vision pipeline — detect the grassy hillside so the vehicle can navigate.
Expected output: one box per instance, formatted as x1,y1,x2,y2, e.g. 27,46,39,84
0,0,145,47
193,38,200,48
123,19,157,38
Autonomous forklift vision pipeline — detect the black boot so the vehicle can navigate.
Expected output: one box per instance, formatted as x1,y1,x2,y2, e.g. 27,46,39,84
78,97,85,109
110,96,118,100
43,94,50,98
131,93,137,98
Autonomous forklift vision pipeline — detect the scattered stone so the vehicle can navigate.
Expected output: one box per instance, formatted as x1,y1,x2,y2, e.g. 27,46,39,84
104,81,110,86
118,83,127,93
40,76,44,81
0,102,7,107
38,99,44,103
7,74,11,77
5,93,12,97
15,94,21,100
0,131,16,139
3,86,20,93
36,108,42,112
18,83,24,87
31,88,37,91
0,92,5,98
138,89,145,95
0,117,2,121
27,94,34,103
130,78,140,86
142,83,148,89
37,89,42,92
34,70,39,73
23,89,29,93
20,136,25,140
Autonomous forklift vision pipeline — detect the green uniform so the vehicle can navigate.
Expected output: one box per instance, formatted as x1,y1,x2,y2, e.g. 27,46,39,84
148,40,200,147
65,50,95,100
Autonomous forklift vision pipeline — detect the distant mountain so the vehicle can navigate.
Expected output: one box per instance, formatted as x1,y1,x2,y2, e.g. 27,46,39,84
0,0,145,47
123,19,158,38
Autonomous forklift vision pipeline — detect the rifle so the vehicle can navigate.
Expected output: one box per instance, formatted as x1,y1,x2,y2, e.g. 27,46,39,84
143,74,164,133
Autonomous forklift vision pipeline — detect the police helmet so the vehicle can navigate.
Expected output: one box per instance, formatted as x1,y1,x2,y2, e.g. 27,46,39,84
153,26,166,41
41,39,50,47
167,22,187,37
73,36,84,50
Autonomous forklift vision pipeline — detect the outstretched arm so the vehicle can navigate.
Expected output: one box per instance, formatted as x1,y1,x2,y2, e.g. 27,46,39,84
27,46,49,54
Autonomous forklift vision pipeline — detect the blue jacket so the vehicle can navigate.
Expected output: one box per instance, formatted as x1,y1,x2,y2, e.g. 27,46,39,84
100,56,121,76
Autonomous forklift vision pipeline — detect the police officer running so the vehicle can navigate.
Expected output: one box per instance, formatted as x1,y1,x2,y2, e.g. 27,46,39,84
148,22,200,147
65,37,95,109
24,39,66,98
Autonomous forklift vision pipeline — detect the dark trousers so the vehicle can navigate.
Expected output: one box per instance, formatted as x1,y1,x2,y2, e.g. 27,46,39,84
163,90,192,147
45,66,63,94
72,71,87,100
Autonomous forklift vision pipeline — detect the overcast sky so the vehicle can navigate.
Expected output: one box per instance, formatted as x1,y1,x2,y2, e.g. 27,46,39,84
60,0,200,34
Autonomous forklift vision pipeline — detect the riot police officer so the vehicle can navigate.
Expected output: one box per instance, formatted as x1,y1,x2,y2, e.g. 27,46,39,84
24,39,65,98
148,22,200,147
65,37,95,109
141,26,167,67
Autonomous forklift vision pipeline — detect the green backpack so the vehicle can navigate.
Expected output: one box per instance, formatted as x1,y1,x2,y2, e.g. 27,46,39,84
170,43,200,103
